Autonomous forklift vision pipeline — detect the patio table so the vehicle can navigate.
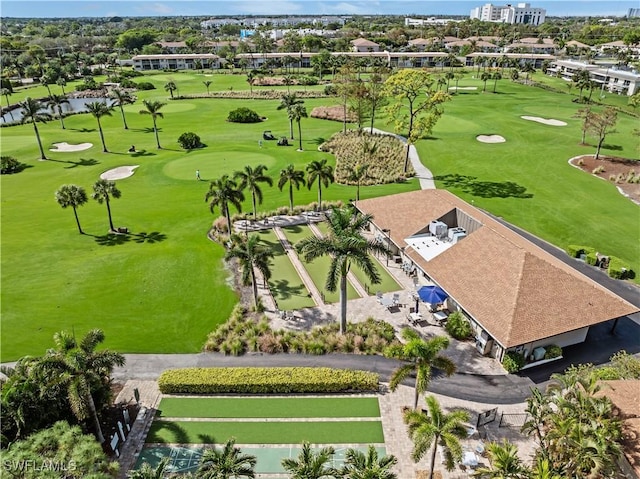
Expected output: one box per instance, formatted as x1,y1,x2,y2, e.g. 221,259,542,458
380,297,394,308
409,312,422,324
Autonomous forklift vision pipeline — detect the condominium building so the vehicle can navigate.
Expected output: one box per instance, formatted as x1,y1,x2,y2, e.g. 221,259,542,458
470,3,546,25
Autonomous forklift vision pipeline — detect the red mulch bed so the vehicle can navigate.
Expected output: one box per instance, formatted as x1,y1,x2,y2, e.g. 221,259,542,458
570,155,640,204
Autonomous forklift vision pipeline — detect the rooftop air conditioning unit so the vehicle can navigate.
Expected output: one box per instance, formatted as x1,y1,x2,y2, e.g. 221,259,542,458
429,221,448,237
447,227,466,241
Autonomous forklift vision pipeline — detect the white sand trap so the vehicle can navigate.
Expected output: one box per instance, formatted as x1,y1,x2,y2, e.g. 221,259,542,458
100,165,139,180
521,116,567,126
477,135,506,143
50,142,93,152
449,86,478,91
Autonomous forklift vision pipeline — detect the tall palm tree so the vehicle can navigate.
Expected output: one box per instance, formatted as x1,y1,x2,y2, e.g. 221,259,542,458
128,457,171,479
110,88,134,130
19,97,51,160
389,330,456,410
480,71,491,92
92,179,122,232
492,72,503,93
55,184,88,234
341,445,398,479
34,329,125,444
1,88,13,121
306,159,334,211
46,94,70,129
203,80,213,95
56,77,67,95
473,440,526,478
296,207,388,334
164,80,177,98
277,93,304,139
403,395,470,479
139,100,166,149
288,103,308,150
278,164,306,212
205,174,245,235
85,101,113,152
346,163,370,202
281,442,338,479
197,438,256,479
234,164,273,220
226,233,272,308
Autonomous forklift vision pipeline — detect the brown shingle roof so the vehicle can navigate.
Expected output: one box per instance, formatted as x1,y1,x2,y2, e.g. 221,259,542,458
356,190,638,348
351,38,379,47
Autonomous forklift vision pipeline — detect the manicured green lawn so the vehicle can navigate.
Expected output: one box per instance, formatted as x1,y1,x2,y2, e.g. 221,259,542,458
255,230,315,311
148,420,384,444
281,225,359,303
158,397,380,418
314,221,402,294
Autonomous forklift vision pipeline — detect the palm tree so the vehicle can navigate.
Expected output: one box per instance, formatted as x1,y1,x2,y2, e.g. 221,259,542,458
1,88,13,121
203,80,213,95
306,159,334,211
110,89,134,130
234,164,273,220
139,100,166,149
197,438,256,479
205,174,245,235
403,395,470,479
92,179,122,232
346,163,370,202
492,72,502,93
164,80,177,98
341,445,397,479
56,77,67,95
55,184,88,234
128,457,170,479
289,103,308,150
35,329,125,444
481,71,491,92
278,164,306,212
19,97,51,160
389,330,456,410
296,207,388,334
281,442,338,479
47,94,70,129
473,441,526,478
226,234,272,308
85,101,113,152
277,93,304,139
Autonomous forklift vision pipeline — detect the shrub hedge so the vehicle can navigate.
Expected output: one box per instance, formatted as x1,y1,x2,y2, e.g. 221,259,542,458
502,351,526,373
544,344,563,359
566,245,596,258
227,107,262,123
608,256,634,279
158,367,379,394
444,311,472,340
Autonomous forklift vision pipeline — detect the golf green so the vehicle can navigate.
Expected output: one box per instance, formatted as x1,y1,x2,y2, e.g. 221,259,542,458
163,151,277,180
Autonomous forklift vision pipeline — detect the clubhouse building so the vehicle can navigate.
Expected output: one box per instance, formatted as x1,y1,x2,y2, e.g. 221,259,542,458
355,190,638,363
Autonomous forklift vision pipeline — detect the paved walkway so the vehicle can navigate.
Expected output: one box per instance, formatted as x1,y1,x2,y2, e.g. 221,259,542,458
364,127,435,190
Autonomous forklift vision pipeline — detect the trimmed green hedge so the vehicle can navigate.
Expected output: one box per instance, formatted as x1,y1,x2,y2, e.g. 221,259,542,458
502,351,526,373
158,367,379,394
608,256,634,280
566,245,596,258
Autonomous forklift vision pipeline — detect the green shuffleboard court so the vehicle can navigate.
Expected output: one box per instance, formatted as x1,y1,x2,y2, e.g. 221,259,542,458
148,420,384,444
158,396,381,418
136,445,387,475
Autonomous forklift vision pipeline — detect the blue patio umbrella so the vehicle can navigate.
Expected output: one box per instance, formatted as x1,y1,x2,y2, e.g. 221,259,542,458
416,285,449,309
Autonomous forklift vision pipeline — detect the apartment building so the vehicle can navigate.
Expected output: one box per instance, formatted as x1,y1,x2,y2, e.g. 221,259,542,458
470,3,546,26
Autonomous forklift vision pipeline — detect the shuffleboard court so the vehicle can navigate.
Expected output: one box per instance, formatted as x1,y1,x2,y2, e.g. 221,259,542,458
148,420,384,444
158,396,381,418
136,445,387,474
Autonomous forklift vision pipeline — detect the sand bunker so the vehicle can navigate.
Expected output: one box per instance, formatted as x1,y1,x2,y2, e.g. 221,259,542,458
100,165,139,180
50,142,93,152
476,135,506,143
449,86,478,91
521,116,567,126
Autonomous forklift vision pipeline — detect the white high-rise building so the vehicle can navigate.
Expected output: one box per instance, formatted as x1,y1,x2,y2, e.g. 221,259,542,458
470,3,546,25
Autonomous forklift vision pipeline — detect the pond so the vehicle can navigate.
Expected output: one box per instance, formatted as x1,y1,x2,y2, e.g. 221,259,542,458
1,97,115,125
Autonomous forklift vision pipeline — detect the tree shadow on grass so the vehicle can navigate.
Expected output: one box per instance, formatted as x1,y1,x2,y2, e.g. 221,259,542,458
93,233,132,246
284,224,304,234
271,278,309,301
433,174,533,199
46,157,100,168
602,143,623,152
69,127,95,133
151,422,189,444
197,434,216,444
131,231,167,244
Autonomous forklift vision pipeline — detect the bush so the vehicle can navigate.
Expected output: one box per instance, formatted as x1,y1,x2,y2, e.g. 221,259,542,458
445,312,472,340
135,81,156,91
75,78,98,91
566,245,596,258
544,344,562,359
1,156,26,174
585,252,598,266
227,107,262,123
178,132,202,150
502,351,525,373
157,367,379,394
324,84,338,95
608,256,634,279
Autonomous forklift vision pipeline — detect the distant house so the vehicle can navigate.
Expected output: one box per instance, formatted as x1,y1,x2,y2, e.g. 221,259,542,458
506,38,557,54
465,52,553,69
407,38,432,52
131,54,220,71
155,41,188,53
445,40,501,54
547,60,640,96
351,38,380,53
356,189,637,362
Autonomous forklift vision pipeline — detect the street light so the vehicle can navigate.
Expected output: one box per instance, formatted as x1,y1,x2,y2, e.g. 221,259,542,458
382,228,391,266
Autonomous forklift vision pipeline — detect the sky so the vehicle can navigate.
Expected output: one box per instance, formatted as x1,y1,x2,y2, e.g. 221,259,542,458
0,0,637,19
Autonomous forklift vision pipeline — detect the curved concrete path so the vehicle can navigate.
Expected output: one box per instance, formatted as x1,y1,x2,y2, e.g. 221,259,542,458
363,127,435,190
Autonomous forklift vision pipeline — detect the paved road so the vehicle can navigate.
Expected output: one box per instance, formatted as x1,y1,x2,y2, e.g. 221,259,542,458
113,352,536,405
